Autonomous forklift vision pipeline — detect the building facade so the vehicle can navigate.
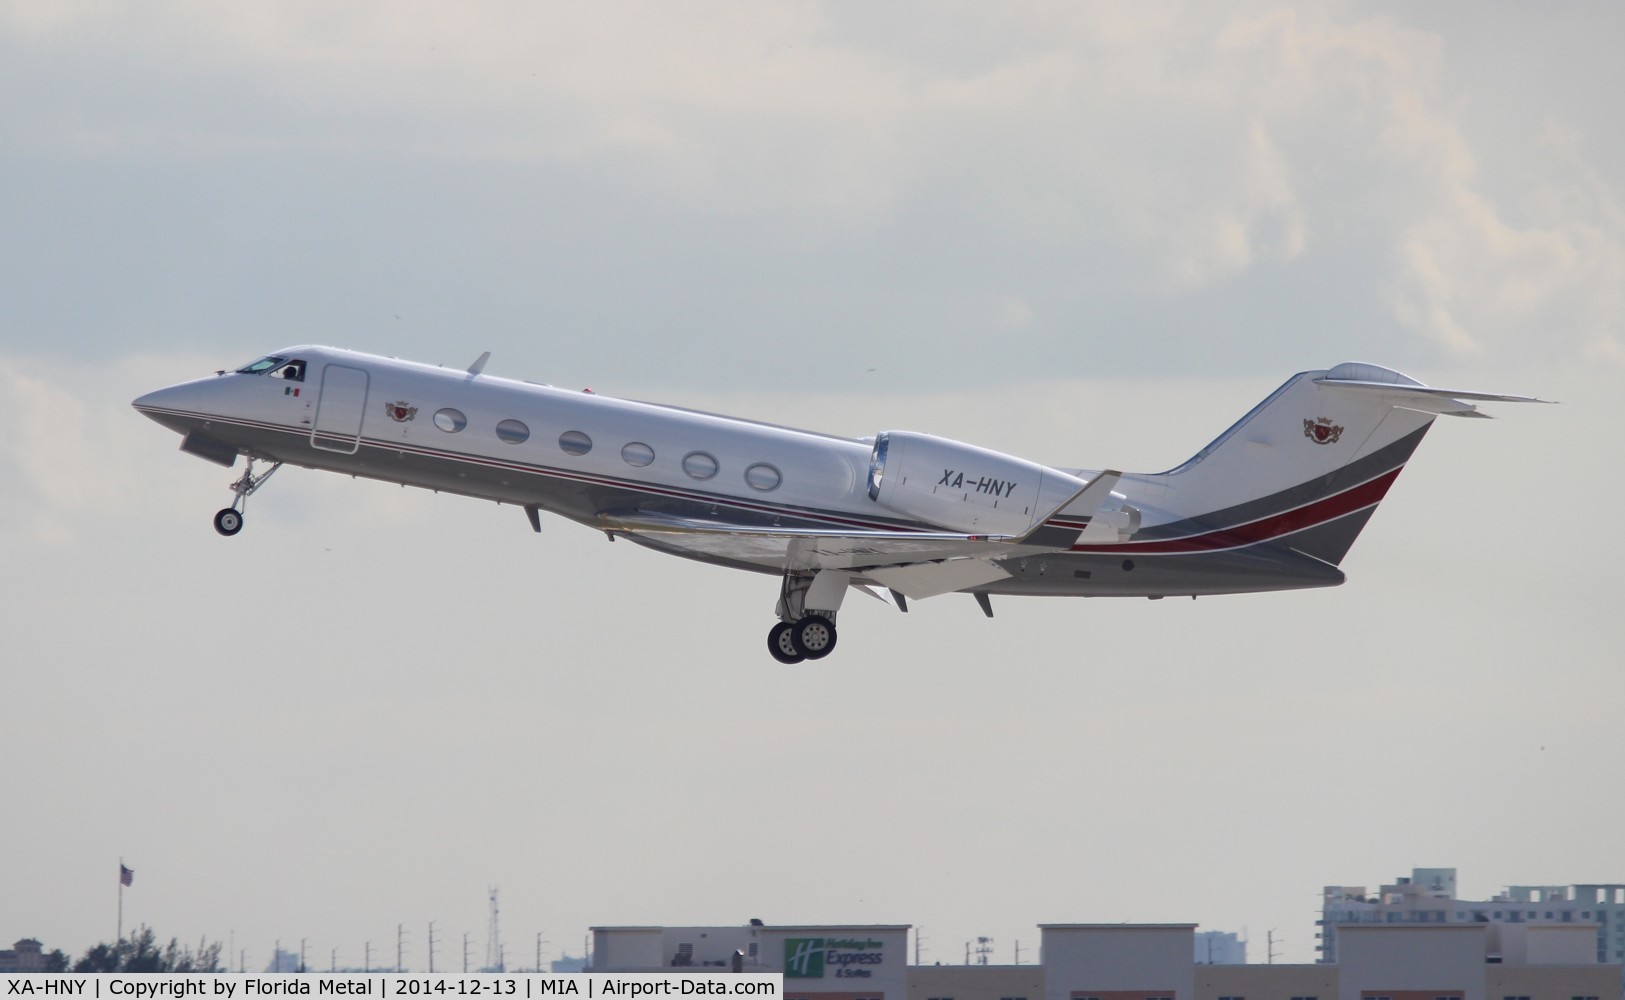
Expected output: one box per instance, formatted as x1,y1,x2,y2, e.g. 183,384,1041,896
590,921,1619,1000
1320,867,1625,965
0,939,45,973
591,923,910,1000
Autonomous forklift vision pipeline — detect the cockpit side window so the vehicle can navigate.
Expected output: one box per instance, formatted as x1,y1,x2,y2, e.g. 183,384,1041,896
236,355,287,375
275,359,306,382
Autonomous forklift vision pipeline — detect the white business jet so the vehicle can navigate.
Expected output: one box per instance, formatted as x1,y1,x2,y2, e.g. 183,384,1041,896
134,348,1543,662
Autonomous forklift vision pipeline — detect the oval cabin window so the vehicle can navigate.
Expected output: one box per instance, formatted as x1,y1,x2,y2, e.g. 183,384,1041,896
682,451,719,480
559,430,592,456
744,463,782,492
434,408,467,433
495,419,530,444
621,442,655,468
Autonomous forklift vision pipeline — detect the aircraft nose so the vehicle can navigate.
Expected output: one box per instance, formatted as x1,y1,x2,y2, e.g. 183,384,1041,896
132,382,190,416
132,375,226,432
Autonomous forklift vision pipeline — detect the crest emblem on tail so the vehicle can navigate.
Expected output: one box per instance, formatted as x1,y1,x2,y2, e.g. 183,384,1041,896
1303,417,1343,444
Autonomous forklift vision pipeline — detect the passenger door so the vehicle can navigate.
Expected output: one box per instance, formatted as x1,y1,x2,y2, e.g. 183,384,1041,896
311,364,370,453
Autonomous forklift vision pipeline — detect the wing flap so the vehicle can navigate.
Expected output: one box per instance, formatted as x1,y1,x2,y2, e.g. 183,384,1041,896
867,559,1011,600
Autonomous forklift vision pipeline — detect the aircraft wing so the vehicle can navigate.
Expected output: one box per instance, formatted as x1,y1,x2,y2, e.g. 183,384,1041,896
598,510,1049,571
596,471,1122,599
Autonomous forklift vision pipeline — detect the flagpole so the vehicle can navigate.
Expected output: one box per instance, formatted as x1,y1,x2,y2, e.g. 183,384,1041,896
118,857,124,944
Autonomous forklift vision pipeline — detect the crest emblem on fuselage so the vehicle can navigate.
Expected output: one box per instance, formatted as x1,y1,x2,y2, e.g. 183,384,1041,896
385,401,418,422
1303,417,1344,445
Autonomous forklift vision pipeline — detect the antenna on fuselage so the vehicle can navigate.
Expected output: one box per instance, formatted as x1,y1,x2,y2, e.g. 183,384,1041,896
467,351,491,376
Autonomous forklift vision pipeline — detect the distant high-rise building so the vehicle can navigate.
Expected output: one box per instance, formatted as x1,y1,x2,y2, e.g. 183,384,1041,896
1319,866,1625,964
1193,930,1245,964
265,947,301,973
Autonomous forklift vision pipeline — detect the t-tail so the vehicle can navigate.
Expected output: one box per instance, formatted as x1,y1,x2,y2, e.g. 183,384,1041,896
1111,363,1549,567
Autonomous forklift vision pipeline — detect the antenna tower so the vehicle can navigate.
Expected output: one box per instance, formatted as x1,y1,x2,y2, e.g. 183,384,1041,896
485,888,504,972
974,937,993,966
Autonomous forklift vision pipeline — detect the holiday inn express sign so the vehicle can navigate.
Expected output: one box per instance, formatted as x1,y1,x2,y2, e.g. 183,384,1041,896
784,938,886,978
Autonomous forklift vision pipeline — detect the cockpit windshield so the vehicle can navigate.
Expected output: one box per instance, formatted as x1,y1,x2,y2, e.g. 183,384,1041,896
236,356,306,382
237,356,286,375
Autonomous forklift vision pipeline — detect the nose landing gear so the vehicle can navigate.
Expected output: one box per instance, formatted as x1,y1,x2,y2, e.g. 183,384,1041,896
214,457,282,536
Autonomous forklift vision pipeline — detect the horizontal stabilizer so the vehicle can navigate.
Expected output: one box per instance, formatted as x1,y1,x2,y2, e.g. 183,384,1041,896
1315,377,1552,404
1315,370,1553,418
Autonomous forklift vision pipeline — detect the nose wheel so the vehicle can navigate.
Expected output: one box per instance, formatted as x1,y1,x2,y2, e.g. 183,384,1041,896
213,457,282,537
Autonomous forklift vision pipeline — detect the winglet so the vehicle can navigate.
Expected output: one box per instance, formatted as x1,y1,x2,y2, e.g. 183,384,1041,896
467,351,491,377
1017,470,1122,546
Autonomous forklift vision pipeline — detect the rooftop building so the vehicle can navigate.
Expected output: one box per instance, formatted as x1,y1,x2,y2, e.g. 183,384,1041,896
1319,867,1625,965
0,939,45,974
591,919,1618,1000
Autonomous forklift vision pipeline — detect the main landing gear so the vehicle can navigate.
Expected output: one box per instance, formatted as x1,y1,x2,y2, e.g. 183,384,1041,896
767,615,838,664
213,457,282,537
766,571,842,664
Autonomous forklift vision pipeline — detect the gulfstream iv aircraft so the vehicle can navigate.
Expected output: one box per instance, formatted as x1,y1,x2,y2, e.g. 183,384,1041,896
134,349,1543,662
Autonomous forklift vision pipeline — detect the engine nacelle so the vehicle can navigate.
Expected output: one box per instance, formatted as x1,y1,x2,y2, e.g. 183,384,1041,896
865,431,1087,536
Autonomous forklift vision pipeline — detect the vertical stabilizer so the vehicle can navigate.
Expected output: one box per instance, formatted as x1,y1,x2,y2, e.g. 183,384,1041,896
1119,364,1441,566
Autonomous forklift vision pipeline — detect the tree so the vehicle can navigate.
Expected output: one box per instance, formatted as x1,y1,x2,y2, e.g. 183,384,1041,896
72,944,119,973
71,926,223,973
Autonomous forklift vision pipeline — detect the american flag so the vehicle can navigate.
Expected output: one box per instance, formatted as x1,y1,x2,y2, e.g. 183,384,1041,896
120,864,134,887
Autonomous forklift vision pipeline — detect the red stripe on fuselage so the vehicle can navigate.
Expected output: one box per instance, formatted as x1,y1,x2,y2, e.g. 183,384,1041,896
1069,465,1405,554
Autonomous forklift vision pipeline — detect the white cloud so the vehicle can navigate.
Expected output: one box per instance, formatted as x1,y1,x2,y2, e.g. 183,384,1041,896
1,361,94,542
1388,147,1625,363
0,354,225,543
5,1,1622,372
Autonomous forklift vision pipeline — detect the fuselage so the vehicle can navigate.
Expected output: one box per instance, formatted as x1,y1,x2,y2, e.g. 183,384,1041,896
133,346,1347,598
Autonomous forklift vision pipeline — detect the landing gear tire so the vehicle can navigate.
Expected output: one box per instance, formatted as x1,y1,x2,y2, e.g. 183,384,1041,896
768,622,805,664
791,615,837,660
212,457,280,538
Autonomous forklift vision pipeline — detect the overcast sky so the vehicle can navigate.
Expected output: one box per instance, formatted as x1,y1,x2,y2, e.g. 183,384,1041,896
2,0,1622,970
